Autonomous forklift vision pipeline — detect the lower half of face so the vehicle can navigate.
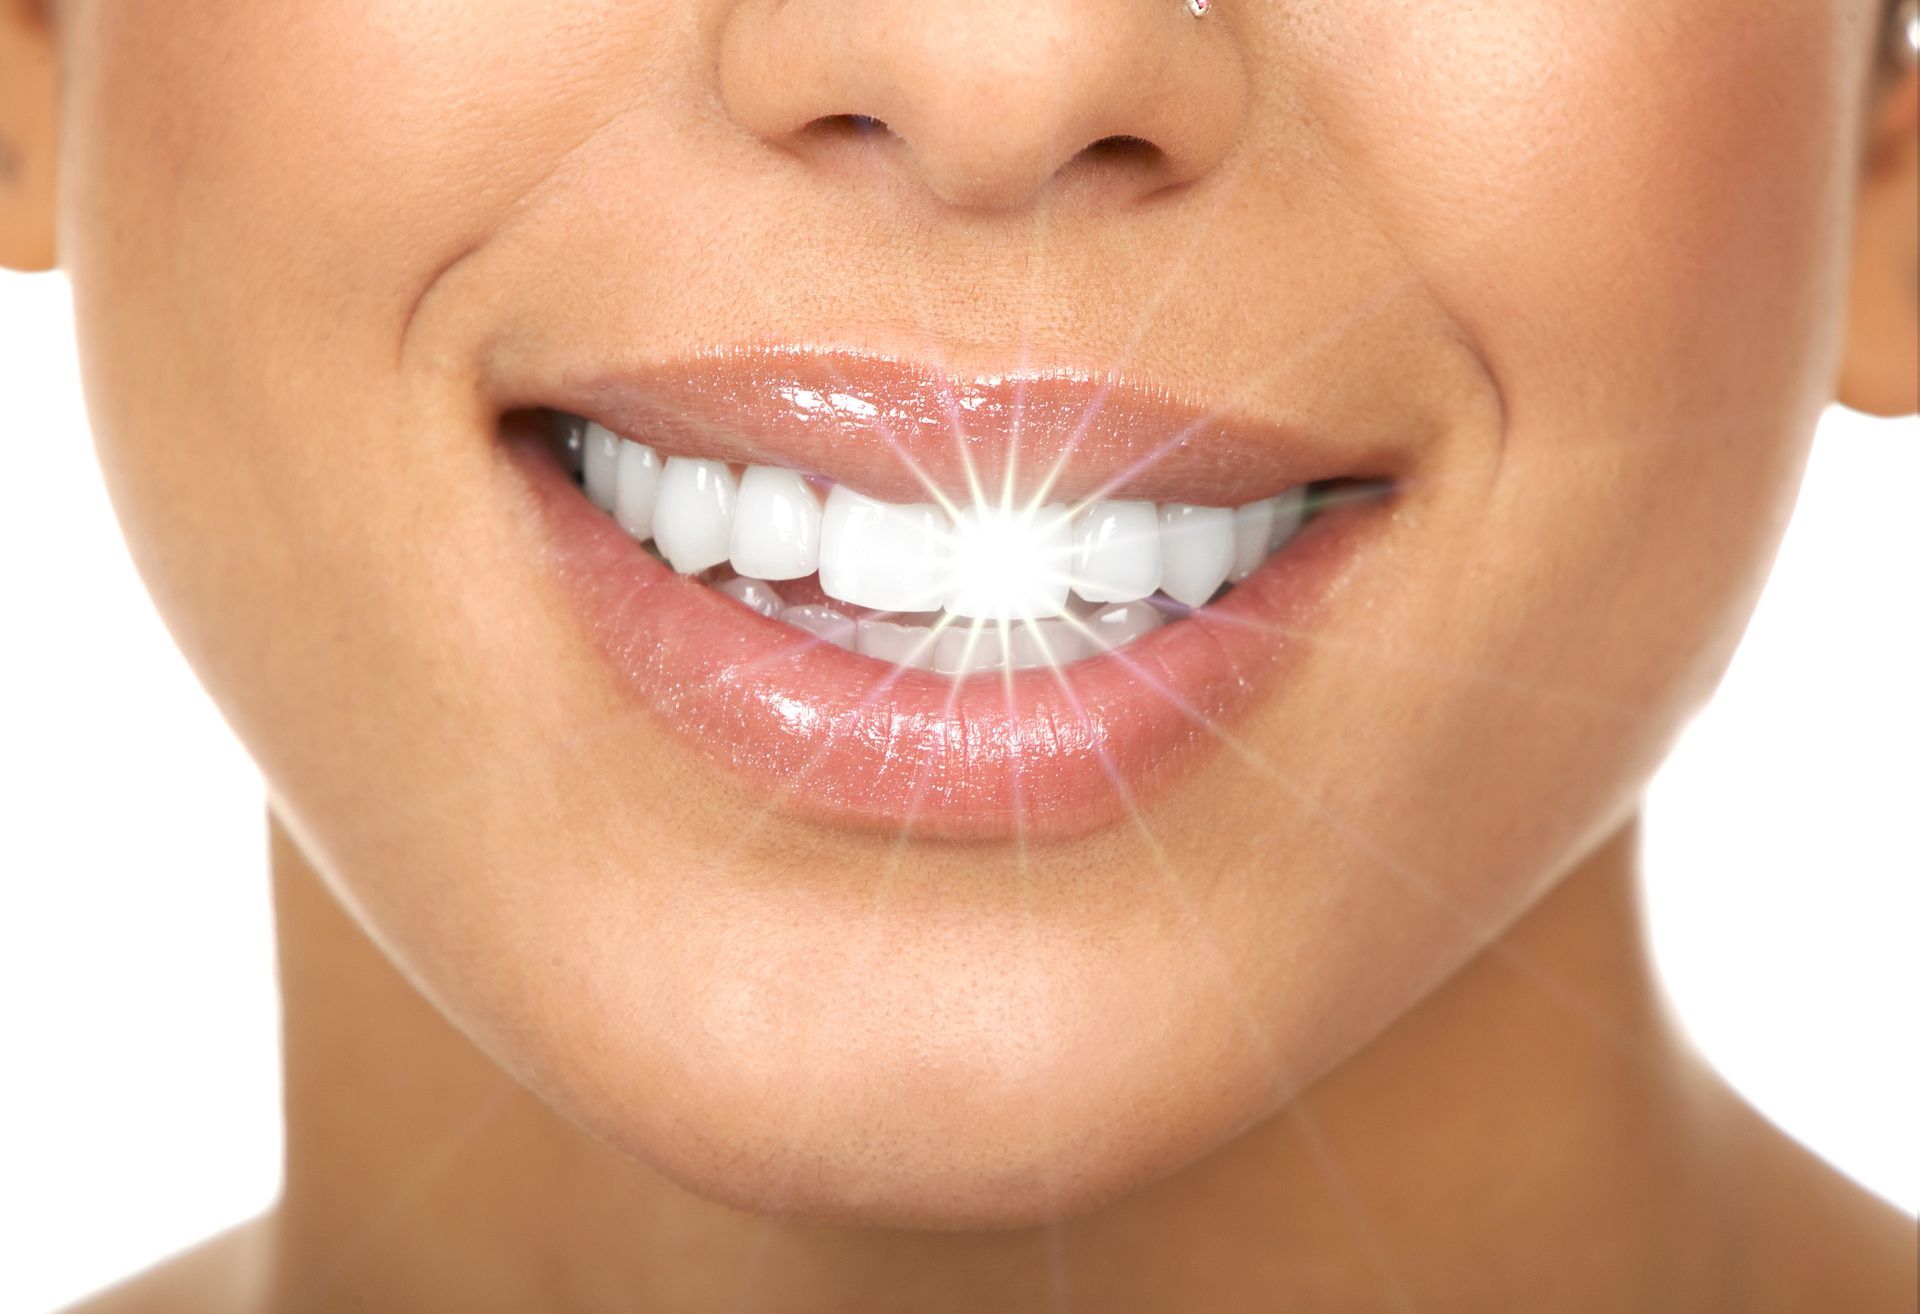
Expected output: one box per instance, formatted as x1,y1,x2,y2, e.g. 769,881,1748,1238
57,0,1872,1225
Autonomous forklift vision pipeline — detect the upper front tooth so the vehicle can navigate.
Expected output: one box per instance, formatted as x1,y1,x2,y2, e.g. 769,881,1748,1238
818,486,950,612
653,457,738,574
1071,500,1161,603
944,503,1073,620
730,465,822,581
582,422,621,512
614,439,663,541
1157,504,1235,607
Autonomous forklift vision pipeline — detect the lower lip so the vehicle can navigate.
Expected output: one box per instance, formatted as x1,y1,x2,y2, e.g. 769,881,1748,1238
506,432,1384,841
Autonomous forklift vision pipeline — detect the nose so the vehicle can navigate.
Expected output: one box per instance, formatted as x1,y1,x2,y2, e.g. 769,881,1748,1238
716,0,1248,210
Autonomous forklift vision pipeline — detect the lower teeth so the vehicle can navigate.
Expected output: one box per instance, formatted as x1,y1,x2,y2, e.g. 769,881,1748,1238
677,558,1173,674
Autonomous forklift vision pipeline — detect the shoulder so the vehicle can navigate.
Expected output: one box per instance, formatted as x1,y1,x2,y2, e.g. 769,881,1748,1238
1721,1097,1918,1313
50,1214,273,1314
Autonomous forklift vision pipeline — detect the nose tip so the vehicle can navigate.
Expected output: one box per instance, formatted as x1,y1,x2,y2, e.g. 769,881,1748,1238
717,0,1247,210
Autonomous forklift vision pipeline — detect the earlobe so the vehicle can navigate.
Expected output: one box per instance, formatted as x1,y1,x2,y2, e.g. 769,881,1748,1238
0,0,57,272
1836,67,1920,417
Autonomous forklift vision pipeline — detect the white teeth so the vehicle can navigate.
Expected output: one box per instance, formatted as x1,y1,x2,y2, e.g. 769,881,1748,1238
857,619,938,669
1157,504,1236,608
818,486,950,612
582,422,622,513
933,624,1007,676
730,466,823,581
715,575,783,618
1266,485,1306,552
1008,618,1091,669
566,418,1327,671
1071,500,1162,603
780,604,858,650
1083,600,1166,652
945,503,1073,620
1232,489,1307,579
614,439,663,541
1229,498,1276,582
652,457,739,574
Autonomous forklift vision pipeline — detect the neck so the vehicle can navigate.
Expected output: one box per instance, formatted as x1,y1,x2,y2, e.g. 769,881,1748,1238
261,814,1732,1313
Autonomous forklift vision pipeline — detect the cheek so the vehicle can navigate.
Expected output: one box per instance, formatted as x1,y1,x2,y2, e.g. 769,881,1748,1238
1300,0,1862,697
66,0,662,278
1308,0,1861,412
58,0,690,476
56,0,697,755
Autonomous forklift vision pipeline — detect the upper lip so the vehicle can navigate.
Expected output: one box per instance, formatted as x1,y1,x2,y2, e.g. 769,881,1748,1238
502,345,1403,506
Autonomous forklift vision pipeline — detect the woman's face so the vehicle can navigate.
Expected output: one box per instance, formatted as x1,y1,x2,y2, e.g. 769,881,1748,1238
36,0,1900,1225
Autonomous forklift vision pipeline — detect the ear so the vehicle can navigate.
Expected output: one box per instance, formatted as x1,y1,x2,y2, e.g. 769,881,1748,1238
0,0,57,271
1836,63,1919,417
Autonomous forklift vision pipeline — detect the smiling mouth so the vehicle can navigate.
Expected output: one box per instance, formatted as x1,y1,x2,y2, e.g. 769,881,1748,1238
497,347,1401,840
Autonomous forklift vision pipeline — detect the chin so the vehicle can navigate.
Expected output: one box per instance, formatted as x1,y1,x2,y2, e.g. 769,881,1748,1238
435,845,1348,1234
562,1025,1277,1233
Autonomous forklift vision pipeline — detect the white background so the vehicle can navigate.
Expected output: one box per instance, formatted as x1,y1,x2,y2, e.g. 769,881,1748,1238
1,270,1914,1313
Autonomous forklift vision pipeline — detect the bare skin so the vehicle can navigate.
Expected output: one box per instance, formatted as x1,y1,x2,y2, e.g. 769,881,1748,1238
3,0,1915,1307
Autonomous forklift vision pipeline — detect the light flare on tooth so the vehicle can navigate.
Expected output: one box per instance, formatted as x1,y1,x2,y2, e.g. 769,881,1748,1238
944,503,1073,620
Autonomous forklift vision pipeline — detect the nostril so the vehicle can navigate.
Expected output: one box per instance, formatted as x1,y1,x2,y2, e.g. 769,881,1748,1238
783,113,906,179
1061,134,1174,198
809,113,893,138
1081,134,1163,165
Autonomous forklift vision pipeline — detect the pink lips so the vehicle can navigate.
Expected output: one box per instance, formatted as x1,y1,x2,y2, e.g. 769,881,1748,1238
513,346,1396,506
500,349,1394,841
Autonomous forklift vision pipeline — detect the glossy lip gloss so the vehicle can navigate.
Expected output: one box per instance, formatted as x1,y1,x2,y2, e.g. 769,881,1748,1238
515,346,1399,507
